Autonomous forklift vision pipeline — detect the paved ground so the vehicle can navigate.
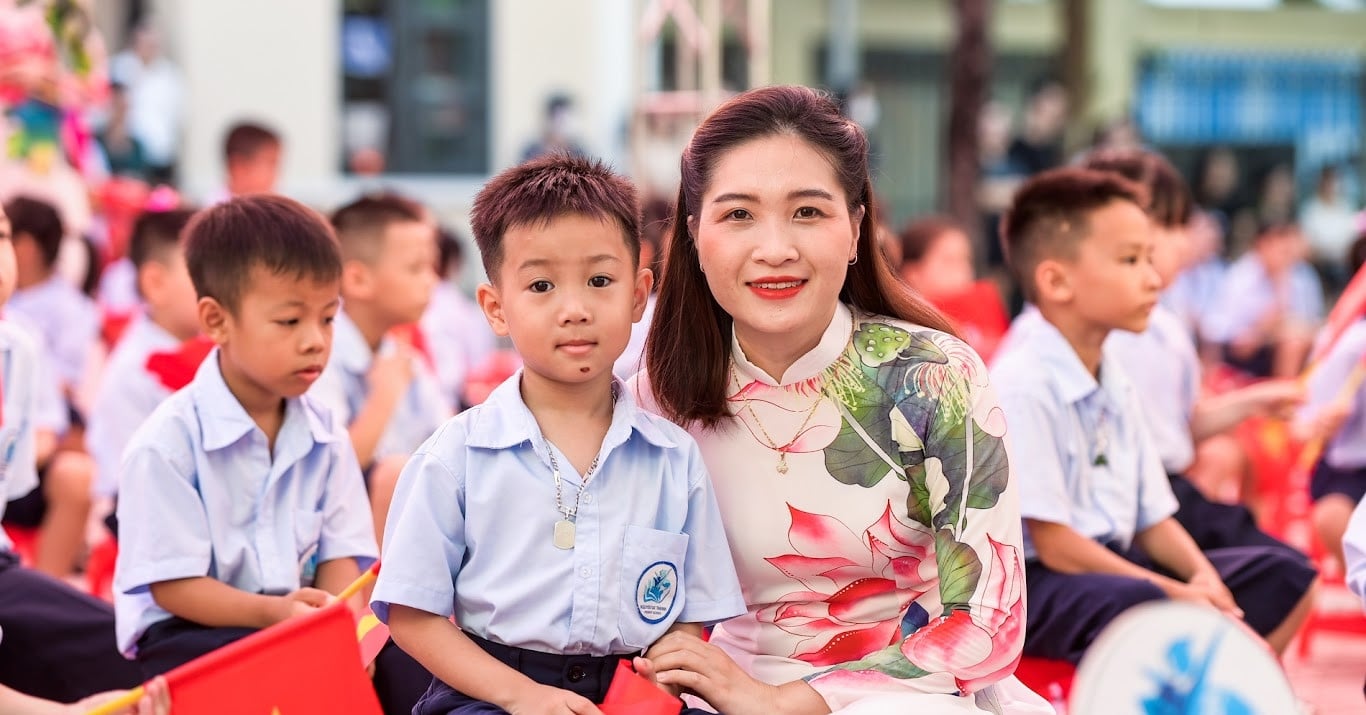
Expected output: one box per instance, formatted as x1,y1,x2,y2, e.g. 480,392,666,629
1284,583,1366,714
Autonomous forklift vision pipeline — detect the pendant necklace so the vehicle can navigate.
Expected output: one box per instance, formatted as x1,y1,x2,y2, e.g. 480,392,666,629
549,447,602,549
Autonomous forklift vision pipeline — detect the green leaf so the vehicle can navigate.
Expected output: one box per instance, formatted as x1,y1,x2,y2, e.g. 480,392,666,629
937,531,983,609
925,408,1009,533
822,361,904,488
904,463,933,528
821,644,931,680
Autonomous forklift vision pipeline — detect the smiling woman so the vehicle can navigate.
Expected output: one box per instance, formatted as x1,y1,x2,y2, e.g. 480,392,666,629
634,86,1053,714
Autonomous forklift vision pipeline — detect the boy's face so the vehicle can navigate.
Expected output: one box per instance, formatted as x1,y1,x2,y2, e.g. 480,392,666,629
1044,200,1161,334
1150,221,1190,288
348,221,438,326
0,211,15,306
11,232,45,288
477,213,651,388
229,145,281,196
141,246,201,341
200,265,339,406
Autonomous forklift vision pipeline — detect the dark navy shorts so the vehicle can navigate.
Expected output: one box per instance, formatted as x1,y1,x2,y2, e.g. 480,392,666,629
1168,473,1308,559
1310,460,1366,503
415,632,716,715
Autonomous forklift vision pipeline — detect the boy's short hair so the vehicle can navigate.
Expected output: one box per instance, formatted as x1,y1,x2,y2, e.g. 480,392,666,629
1082,149,1192,228
436,226,463,279
329,193,427,264
223,121,281,163
470,154,640,279
184,195,342,313
1002,167,1148,302
3,195,63,268
129,208,197,269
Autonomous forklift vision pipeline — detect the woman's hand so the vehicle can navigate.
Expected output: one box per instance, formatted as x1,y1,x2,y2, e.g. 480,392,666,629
644,631,823,715
504,683,602,715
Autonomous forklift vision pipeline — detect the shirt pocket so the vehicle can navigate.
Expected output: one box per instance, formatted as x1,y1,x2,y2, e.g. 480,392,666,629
619,525,689,649
294,509,324,587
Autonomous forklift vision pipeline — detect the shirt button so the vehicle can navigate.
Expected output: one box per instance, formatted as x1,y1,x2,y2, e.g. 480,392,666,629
583,493,592,503
566,665,587,683
579,567,592,578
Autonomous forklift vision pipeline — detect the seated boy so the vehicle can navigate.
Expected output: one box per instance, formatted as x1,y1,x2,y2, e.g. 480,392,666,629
421,227,496,410
205,121,282,204
1,195,99,578
0,201,143,702
991,168,1316,664
112,195,377,674
371,155,744,714
88,208,201,517
312,194,449,542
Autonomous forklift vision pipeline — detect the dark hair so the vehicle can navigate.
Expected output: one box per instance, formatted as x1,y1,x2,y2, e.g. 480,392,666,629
436,226,463,279
129,208,196,269
469,153,640,279
1001,167,1147,302
4,195,64,268
223,121,281,162
647,85,955,427
1082,148,1192,228
329,193,427,264
899,215,967,266
184,195,341,313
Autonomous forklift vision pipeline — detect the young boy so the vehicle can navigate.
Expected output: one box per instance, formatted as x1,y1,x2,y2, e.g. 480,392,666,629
112,195,377,677
207,121,282,203
88,208,201,506
0,202,144,703
991,167,1315,665
311,194,449,542
1202,222,1321,378
371,155,744,714
1,195,99,578
421,227,496,410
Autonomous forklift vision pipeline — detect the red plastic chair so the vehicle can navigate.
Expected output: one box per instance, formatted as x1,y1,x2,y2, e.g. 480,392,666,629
1013,656,1074,713
2,523,38,566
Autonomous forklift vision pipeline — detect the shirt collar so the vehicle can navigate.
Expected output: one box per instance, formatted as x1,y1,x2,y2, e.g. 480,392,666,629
1032,317,1129,408
333,310,388,373
191,348,337,451
465,370,677,452
731,302,855,386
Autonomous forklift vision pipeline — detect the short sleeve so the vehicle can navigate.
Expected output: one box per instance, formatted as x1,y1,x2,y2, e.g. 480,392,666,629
369,436,466,623
675,439,744,624
318,433,379,569
114,440,213,593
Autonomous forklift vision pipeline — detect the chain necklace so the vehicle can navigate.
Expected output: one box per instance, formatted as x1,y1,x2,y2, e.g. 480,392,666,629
729,314,856,475
548,447,602,549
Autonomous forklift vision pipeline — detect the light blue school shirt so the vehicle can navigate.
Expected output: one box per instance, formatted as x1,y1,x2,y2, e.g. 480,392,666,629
308,310,451,462
1345,498,1366,604
1107,305,1201,474
7,274,99,388
0,321,51,552
1301,320,1366,469
87,315,180,497
991,317,1179,560
1201,255,1323,344
370,371,745,656
113,349,378,656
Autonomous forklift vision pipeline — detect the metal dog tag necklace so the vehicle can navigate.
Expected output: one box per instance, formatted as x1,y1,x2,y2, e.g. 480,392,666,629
549,447,602,549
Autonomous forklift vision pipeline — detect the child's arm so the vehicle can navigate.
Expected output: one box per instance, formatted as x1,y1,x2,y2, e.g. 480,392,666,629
315,557,363,608
1133,517,1241,617
348,350,414,467
387,605,603,715
1027,519,1181,587
148,576,329,629
1190,379,1303,440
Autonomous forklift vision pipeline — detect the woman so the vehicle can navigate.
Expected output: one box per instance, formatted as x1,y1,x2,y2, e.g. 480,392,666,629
634,86,1050,714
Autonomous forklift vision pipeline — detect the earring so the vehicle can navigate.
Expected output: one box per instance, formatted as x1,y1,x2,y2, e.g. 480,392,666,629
848,254,859,266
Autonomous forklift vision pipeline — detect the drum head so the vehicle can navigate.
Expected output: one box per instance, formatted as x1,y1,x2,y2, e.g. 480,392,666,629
1069,601,1297,715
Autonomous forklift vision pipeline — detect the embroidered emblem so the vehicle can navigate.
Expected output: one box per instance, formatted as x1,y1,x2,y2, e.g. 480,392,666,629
635,561,679,624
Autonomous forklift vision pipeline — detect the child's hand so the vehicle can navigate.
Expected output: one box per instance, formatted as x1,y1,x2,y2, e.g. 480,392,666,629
633,655,684,698
1177,573,1244,619
71,676,171,715
274,587,330,623
1245,379,1305,420
367,348,415,400
1296,402,1352,444
505,684,603,715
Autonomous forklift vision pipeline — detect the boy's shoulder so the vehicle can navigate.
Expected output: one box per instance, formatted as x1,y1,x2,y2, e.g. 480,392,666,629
0,318,41,359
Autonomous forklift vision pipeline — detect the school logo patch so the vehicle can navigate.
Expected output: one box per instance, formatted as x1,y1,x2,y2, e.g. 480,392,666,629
635,561,679,624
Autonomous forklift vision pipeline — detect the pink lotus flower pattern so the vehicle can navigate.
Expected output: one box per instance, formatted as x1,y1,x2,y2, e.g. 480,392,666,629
757,501,935,666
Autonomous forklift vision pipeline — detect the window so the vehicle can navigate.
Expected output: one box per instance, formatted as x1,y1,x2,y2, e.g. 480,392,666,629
341,0,490,174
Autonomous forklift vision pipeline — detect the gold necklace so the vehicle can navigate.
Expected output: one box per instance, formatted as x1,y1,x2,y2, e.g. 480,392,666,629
729,313,856,475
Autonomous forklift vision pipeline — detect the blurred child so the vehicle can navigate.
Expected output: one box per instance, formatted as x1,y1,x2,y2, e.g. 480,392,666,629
87,209,200,510
206,121,281,203
312,195,448,544
1203,222,1321,378
372,155,742,714
897,215,1008,362
0,201,144,702
112,196,375,679
421,227,495,410
1,195,98,578
992,168,1314,664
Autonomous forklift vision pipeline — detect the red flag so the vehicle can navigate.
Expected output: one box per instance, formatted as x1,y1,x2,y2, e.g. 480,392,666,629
355,607,390,668
145,336,215,391
163,602,382,714
598,660,682,715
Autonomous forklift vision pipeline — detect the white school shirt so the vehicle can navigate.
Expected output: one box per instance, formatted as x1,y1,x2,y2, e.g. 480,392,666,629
1108,305,1201,474
992,317,1179,559
421,281,496,408
1299,320,1366,470
307,310,451,462
370,372,745,656
7,274,99,389
1344,497,1366,604
86,315,181,497
113,349,378,655
1201,255,1322,345
0,321,49,552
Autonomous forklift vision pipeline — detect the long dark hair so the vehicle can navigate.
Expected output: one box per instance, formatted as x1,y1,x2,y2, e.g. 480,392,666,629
646,85,955,427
